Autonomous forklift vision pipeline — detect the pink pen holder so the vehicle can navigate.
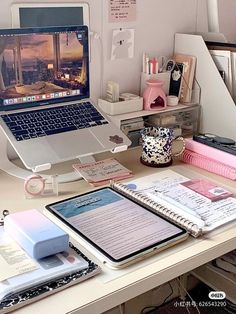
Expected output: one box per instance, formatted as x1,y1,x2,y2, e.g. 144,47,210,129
143,79,167,111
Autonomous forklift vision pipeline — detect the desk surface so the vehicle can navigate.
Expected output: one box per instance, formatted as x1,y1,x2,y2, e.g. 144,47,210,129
1,148,236,314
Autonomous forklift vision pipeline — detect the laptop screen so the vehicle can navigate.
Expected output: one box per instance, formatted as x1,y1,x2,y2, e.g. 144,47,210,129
0,25,89,112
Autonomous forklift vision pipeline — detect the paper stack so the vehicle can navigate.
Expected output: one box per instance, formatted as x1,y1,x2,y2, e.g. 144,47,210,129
73,158,133,186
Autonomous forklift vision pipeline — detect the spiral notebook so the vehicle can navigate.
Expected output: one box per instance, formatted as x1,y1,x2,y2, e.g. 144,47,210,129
112,170,236,237
181,149,236,181
185,138,236,169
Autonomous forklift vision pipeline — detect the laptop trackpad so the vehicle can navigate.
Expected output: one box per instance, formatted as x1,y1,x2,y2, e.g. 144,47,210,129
46,130,104,158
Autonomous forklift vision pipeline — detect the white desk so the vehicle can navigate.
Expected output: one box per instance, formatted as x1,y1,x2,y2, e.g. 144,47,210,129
1,148,236,314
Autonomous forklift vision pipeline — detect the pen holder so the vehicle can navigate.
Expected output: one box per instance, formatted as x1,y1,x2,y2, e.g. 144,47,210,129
143,79,167,111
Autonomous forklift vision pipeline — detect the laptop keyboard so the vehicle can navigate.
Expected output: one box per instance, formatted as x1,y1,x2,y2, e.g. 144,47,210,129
1,102,109,141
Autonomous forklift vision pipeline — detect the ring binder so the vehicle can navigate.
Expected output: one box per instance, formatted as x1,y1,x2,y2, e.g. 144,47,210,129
111,181,202,237
113,169,236,236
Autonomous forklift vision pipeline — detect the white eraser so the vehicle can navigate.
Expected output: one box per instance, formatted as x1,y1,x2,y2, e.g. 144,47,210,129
4,209,69,259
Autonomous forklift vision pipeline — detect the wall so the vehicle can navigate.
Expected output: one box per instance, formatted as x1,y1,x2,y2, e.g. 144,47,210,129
0,0,207,101
219,0,236,43
0,0,236,158
100,0,201,99
1,0,236,99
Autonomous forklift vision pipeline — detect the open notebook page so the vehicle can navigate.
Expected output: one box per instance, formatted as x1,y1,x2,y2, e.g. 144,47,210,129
127,170,236,232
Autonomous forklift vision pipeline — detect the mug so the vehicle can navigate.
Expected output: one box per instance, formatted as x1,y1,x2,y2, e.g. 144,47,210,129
140,126,185,167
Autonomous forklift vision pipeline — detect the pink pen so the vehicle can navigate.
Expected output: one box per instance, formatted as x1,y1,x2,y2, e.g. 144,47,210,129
151,58,158,74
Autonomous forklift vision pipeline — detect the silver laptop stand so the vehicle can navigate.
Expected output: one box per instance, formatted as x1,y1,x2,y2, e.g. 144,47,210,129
0,128,88,183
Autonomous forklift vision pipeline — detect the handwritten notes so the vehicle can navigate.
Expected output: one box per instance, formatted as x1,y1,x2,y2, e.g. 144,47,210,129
109,0,136,22
127,170,236,232
73,158,133,186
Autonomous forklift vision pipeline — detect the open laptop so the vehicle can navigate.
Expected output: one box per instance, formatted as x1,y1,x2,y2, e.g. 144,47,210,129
0,25,131,171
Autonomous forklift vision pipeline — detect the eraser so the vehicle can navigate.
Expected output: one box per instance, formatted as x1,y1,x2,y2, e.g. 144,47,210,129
4,209,69,259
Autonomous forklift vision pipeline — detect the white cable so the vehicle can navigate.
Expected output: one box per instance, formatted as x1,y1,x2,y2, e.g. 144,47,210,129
89,30,103,98
186,305,191,314
177,277,201,314
100,0,105,98
119,303,125,314
88,0,104,98
195,0,199,33
206,0,220,33
98,35,104,98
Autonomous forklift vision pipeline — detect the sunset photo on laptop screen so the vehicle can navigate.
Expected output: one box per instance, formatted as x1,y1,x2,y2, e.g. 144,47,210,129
0,26,130,171
0,30,88,107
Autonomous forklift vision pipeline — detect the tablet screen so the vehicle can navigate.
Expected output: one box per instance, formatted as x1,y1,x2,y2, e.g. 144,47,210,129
46,188,186,263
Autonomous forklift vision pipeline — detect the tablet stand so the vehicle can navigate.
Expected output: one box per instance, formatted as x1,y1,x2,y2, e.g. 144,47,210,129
0,128,95,183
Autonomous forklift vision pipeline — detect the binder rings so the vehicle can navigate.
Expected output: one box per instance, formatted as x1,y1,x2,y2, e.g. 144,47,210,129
182,148,236,181
111,181,201,237
111,170,236,237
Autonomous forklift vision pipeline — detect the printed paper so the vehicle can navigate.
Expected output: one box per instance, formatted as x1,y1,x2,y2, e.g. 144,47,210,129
109,0,136,22
0,229,38,282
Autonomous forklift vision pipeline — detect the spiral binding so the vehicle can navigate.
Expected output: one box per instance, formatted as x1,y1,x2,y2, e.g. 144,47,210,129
182,149,236,181
111,181,201,237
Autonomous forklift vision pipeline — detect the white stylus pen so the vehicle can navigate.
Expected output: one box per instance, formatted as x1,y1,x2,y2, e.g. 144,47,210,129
142,52,147,73
145,57,150,74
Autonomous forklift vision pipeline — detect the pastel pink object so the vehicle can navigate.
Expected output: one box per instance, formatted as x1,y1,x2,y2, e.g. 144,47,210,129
181,149,236,181
185,138,236,168
143,79,167,110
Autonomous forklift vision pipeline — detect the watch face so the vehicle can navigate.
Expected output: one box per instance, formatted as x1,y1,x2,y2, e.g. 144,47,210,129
24,176,45,196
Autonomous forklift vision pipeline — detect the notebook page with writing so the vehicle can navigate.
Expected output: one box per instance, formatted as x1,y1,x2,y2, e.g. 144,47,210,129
111,177,203,237
154,180,236,233
121,170,236,235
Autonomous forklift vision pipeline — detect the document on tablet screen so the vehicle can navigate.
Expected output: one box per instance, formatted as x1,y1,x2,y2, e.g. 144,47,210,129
47,188,186,262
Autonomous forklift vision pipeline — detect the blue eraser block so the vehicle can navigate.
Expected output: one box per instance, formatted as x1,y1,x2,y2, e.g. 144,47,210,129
4,209,69,259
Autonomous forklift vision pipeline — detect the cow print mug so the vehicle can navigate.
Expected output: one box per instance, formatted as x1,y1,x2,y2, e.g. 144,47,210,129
140,127,185,167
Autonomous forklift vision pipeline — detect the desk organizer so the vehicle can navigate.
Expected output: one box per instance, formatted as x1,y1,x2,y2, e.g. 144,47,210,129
140,71,200,106
98,97,143,115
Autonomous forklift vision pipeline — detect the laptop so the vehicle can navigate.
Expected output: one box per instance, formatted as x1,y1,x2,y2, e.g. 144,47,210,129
0,25,131,171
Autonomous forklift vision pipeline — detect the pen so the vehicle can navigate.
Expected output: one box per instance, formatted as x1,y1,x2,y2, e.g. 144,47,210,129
149,60,153,75
142,52,147,73
145,57,150,74
149,58,158,74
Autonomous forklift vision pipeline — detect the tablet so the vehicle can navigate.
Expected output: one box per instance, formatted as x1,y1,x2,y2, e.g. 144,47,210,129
45,187,188,268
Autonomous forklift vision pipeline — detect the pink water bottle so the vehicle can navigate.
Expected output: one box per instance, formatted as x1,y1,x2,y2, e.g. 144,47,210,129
143,79,167,110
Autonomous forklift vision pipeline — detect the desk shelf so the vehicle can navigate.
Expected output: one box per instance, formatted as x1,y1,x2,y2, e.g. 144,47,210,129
108,103,198,125
108,103,200,147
